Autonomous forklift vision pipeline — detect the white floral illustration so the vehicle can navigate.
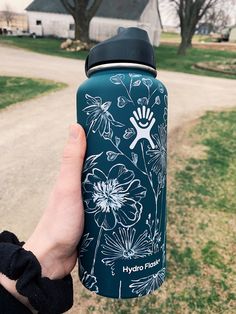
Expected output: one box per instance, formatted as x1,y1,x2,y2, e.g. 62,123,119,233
123,128,135,140
83,164,146,231
83,152,103,173
146,214,162,253
130,106,156,150
158,82,165,93
79,233,94,258
101,228,152,267
83,94,124,137
129,268,166,296
81,271,99,293
146,124,167,175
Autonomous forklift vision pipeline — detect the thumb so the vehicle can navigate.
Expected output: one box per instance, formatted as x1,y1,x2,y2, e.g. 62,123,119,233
56,124,86,194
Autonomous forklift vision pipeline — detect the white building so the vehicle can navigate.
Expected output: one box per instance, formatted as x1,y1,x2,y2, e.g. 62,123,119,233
26,0,162,46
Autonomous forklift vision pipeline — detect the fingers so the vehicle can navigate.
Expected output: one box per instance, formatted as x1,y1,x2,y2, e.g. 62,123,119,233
130,116,138,129
147,117,156,130
56,123,86,195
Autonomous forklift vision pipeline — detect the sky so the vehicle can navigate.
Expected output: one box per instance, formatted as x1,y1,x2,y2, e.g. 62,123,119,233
0,0,32,12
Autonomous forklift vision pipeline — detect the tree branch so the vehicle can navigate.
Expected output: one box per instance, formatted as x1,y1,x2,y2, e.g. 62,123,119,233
87,0,103,19
60,0,75,16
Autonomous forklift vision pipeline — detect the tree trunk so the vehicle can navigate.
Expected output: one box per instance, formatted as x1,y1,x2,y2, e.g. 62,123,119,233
178,37,188,55
178,29,194,55
74,16,90,42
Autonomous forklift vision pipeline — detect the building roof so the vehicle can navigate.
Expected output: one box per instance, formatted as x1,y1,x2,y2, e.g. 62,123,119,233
26,0,149,20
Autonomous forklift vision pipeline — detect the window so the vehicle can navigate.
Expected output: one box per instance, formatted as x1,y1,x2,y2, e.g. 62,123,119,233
69,23,75,31
36,20,42,25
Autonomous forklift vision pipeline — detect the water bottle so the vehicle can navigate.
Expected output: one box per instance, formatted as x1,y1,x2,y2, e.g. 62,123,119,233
77,27,168,299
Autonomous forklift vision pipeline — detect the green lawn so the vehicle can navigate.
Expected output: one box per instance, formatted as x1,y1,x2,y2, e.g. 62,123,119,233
156,44,236,79
0,36,235,79
160,32,213,43
0,36,88,59
74,109,236,313
0,76,66,109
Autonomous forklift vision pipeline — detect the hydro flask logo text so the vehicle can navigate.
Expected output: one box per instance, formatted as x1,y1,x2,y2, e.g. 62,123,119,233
123,259,160,274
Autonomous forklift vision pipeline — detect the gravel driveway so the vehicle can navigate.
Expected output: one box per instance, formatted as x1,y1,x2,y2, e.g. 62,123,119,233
0,44,236,239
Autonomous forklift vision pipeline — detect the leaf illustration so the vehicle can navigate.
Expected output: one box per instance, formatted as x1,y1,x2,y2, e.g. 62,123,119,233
117,96,129,108
110,118,125,127
101,101,111,111
155,96,161,105
142,78,153,88
131,152,138,165
152,95,161,107
83,152,103,172
159,82,164,93
132,80,141,87
106,151,120,161
110,74,125,85
163,107,167,124
79,233,94,257
103,128,113,140
137,97,148,106
164,94,168,106
115,136,121,147
123,128,135,139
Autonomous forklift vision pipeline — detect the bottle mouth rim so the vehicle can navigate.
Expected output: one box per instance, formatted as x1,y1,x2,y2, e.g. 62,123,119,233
87,62,157,77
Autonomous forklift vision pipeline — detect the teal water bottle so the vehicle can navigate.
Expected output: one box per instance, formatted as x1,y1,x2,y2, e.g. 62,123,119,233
77,27,168,299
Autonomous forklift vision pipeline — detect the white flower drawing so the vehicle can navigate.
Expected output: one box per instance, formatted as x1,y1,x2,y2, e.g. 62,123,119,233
81,271,99,293
83,94,124,137
146,124,167,175
83,164,147,230
101,228,152,266
129,268,166,296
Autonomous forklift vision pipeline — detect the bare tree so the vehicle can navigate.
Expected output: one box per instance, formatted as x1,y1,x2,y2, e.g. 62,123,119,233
205,8,230,32
170,0,219,55
60,0,103,42
204,0,236,32
1,4,14,27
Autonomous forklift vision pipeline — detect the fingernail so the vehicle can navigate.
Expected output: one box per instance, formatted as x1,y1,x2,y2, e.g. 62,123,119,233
69,124,80,140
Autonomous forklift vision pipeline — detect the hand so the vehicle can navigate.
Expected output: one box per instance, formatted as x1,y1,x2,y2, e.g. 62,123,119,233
24,123,86,279
129,106,156,150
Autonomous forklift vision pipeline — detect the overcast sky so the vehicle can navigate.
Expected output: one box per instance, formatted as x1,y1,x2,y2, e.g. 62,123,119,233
0,0,32,12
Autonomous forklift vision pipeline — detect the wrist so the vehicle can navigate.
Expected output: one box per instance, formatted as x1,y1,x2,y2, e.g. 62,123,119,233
23,235,61,279
23,229,75,280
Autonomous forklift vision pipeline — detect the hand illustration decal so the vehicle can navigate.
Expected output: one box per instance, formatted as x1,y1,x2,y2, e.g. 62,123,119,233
130,106,156,150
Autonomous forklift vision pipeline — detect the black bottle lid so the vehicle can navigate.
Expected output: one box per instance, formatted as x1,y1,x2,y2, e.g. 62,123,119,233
85,27,156,76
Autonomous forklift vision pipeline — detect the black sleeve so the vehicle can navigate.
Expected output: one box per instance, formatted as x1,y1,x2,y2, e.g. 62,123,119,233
0,285,32,314
0,231,32,313
0,231,73,314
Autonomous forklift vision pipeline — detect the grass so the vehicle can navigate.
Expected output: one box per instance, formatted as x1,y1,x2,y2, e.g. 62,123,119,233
160,32,212,43
0,36,236,79
0,76,66,109
0,36,88,59
70,108,236,313
176,110,236,213
155,44,236,79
